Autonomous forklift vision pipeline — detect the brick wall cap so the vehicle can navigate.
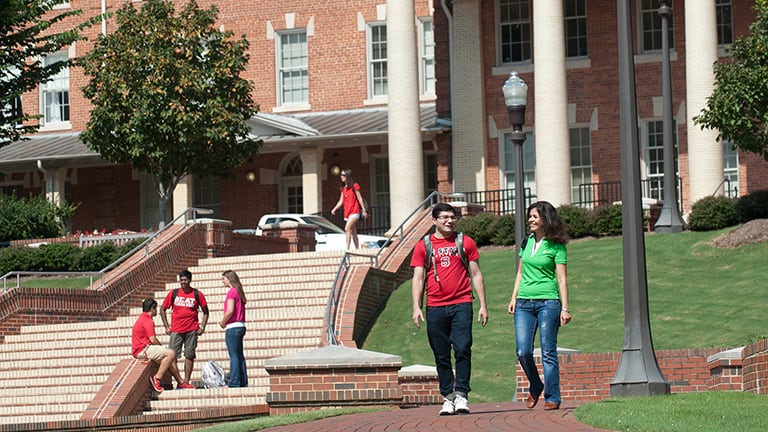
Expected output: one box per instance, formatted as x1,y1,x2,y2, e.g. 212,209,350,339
707,347,744,363
264,345,402,369
398,364,438,378
533,347,580,356
193,218,233,226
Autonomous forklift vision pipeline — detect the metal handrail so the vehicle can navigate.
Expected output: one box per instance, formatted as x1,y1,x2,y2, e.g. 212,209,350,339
325,191,455,345
1,207,213,292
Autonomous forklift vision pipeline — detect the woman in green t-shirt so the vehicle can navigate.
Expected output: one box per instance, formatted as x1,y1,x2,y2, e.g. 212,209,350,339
508,201,572,411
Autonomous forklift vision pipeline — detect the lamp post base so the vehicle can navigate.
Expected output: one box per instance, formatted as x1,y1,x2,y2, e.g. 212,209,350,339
610,381,671,397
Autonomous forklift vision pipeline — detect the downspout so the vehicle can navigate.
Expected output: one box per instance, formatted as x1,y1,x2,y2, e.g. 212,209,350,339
101,0,106,35
440,0,456,191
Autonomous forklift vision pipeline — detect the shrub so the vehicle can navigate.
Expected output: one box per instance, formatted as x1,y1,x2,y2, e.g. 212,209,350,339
734,189,768,223
558,205,593,239
688,196,738,231
0,246,43,275
75,243,118,271
37,243,81,271
590,204,623,236
456,212,498,246
490,214,516,246
0,194,76,242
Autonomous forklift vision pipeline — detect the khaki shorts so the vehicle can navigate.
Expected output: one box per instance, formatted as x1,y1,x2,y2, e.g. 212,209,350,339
140,345,170,363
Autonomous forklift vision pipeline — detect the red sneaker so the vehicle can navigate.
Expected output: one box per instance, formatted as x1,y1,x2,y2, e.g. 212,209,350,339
177,382,195,390
150,375,164,392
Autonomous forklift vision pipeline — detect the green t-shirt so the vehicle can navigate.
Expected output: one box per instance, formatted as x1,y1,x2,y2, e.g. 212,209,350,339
517,236,567,299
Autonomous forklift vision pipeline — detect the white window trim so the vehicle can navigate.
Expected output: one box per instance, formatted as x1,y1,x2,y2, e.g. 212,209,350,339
496,0,533,66
365,21,388,104
274,29,310,111
39,47,74,132
418,17,436,99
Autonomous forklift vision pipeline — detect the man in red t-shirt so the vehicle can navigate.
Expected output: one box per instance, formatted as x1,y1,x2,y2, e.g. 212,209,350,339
160,270,209,384
132,298,194,391
411,203,488,416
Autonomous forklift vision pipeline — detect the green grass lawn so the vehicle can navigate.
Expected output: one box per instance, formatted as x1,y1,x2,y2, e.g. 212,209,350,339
362,228,768,403
18,276,96,289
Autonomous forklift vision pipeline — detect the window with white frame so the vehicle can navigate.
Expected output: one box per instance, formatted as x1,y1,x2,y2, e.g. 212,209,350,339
499,0,532,64
503,131,536,211
564,0,588,58
283,155,303,213
367,23,387,98
42,51,70,125
640,0,673,52
277,30,308,106
194,176,221,218
716,0,733,46
723,140,739,197
644,120,678,201
419,18,435,96
570,127,593,205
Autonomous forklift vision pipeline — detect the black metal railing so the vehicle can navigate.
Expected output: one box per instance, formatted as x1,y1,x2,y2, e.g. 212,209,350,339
574,177,684,210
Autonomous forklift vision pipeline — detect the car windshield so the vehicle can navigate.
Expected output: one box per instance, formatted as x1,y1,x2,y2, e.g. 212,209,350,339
302,216,345,234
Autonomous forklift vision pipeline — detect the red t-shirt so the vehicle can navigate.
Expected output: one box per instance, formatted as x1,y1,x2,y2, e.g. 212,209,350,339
131,312,155,358
410,233,479,307
162,288,207,333
341,183,361,218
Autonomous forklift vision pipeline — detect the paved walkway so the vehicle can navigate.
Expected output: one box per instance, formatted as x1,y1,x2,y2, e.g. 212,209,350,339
260,401,611,431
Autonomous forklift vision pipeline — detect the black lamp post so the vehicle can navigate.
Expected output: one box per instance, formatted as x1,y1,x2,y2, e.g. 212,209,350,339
502,71,528,258
654,0,685,233
609,0,670,397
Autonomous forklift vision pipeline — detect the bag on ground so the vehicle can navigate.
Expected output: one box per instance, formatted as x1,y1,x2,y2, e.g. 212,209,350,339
202,360,227,388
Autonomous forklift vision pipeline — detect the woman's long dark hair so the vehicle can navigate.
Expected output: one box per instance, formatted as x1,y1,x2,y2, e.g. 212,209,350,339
340,168,355,188
528,201,569,245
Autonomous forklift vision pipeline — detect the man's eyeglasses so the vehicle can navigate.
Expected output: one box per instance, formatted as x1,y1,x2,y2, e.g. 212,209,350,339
436,216,458,221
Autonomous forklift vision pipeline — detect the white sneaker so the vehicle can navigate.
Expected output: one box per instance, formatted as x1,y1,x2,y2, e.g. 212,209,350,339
454,394,470,414
438,398,455,415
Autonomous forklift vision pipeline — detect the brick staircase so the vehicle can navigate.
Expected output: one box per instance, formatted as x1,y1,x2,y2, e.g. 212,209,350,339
0,249,379,426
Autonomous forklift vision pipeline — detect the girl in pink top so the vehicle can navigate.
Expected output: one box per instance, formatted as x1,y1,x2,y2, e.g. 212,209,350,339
218,270,247,387
331,168,369,250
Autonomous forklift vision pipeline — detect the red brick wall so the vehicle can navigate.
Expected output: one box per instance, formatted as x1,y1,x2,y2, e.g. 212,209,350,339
742,338,768,395
515,347,727,402
266,366,402,415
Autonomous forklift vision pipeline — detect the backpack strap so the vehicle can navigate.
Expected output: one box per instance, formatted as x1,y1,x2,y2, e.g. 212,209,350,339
423,232,471,284
171,288,201,311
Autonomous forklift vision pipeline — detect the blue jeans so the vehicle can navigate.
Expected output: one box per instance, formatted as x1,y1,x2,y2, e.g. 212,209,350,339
225,327,248,387
426,302,473,398
514,299,562,405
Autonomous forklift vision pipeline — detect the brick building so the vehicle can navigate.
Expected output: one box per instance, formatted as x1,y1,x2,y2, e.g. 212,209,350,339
433,0,768,213
1,0,766,234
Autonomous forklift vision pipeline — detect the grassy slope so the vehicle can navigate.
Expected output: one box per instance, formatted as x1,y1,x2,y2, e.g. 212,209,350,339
362,229,768,403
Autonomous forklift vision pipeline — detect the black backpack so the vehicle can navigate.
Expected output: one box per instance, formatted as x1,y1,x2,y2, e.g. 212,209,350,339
171,288,201,310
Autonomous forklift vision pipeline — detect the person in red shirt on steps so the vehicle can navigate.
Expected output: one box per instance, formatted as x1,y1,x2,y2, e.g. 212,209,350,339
160,270,209,385
132,298,194,391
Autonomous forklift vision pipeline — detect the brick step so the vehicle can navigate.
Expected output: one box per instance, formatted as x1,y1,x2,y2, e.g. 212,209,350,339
4,324,322,347
0,392,92,406
147,388,268,413
12,311,326,337
0,413,82,426
0,401,89,417
189,250,347,267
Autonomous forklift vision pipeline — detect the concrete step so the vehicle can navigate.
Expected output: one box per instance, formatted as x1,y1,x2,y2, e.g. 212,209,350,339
0,413,82,425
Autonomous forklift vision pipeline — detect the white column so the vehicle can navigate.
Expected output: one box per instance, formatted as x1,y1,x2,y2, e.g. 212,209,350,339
387,0,424,227
173,175,193,224
685,0,722,205
299,147,324,215
451,0,486,192
533,0,571,206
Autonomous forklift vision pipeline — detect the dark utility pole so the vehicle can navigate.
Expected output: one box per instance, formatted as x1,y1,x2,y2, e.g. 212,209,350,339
609,0,671,397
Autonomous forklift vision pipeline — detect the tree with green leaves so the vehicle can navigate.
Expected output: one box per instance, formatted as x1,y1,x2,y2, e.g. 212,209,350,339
694,0,768,161
79,0,260,226
0,0,85,143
